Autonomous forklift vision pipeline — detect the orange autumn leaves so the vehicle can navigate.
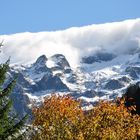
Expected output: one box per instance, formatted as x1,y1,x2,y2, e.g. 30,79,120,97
82,100,140,139
33,95,84,123
32,95,84,140
32,95,140,140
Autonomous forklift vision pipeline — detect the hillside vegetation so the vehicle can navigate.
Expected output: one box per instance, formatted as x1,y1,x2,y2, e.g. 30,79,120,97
30,94,140,140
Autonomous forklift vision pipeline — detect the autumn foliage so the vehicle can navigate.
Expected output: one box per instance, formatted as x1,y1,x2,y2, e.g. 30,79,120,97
82,100,140,140
31,95,140,140
32,95,84,140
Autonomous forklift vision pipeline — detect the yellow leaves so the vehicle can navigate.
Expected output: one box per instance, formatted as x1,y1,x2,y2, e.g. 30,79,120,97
32,94,84,140
82,99,140,140
31,95,140,140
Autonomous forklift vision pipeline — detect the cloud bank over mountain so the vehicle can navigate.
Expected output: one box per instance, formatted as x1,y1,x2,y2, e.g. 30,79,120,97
0,18,140,67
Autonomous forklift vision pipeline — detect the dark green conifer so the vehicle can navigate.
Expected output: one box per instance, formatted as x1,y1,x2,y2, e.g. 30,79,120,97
0,43,27,140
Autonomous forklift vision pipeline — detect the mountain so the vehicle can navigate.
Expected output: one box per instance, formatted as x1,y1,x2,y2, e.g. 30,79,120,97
1,18,140,116
8,49,140,117
9,54,70,117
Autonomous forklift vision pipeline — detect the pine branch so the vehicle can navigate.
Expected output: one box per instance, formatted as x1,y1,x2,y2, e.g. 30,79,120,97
3,115,28,139
0,100,12,120
0,60,9,86
0,79,16,99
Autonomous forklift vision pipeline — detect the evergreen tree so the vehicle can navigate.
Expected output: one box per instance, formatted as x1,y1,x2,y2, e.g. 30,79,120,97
123,82,140,115
0,44,27,140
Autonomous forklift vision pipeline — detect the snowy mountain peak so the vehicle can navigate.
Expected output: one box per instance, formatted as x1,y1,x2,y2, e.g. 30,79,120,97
47,54,71,71
34,55,47,66
8,51,140,117
2,18,140,116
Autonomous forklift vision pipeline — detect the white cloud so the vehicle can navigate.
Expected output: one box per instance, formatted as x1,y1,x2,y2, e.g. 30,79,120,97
0,18,140,67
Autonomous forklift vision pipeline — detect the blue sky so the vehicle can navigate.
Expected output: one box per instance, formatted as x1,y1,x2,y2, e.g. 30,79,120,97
0,0,140,35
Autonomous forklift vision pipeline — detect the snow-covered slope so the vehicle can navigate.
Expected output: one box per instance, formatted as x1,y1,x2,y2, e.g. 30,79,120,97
9,51,140,117
1,18,140,116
